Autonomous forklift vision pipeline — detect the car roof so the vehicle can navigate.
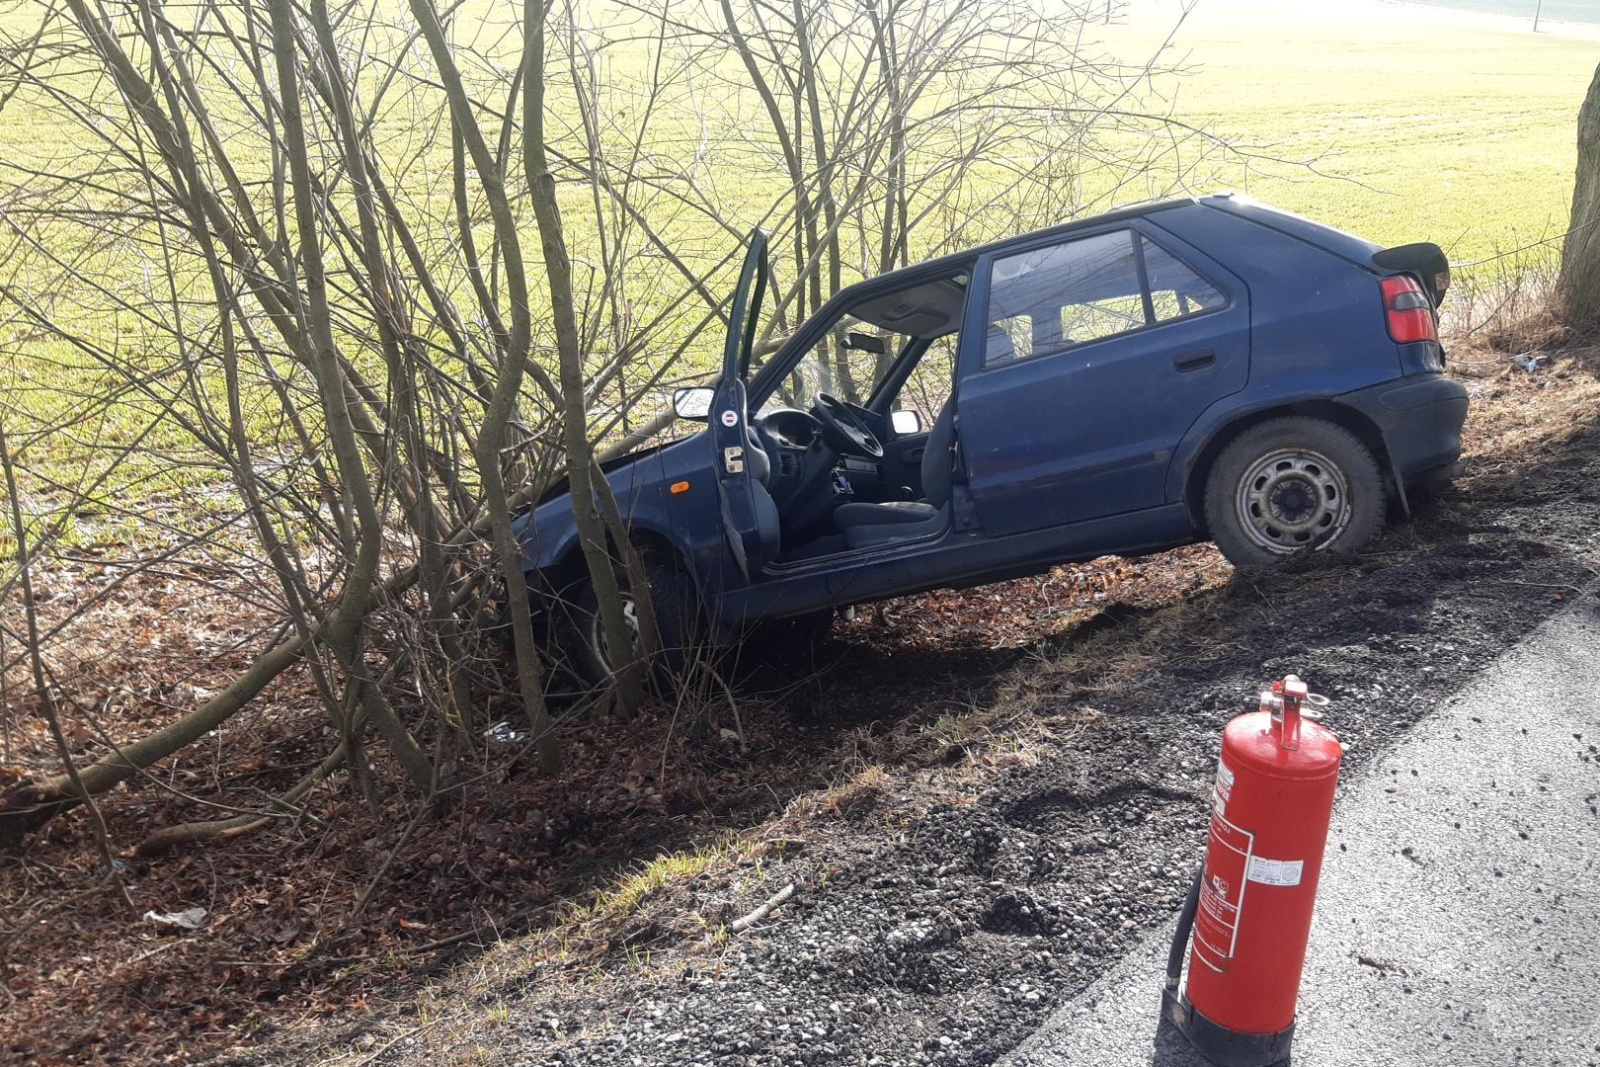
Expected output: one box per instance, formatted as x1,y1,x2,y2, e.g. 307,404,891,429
860,196,1198,292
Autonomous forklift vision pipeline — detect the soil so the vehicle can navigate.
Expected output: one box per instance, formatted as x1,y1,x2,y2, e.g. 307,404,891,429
4,359,1598,1067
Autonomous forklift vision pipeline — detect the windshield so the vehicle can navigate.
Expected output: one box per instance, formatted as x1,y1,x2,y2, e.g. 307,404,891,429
752,271,970,415
760,317,908,413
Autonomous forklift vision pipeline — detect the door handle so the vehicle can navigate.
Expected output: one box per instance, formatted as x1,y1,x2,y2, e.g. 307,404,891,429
905,448,925,465
1174,349,1216,372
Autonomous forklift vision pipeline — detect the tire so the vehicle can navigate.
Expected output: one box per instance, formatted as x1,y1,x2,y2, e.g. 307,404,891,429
1203,417,1385,568
565,552,701,691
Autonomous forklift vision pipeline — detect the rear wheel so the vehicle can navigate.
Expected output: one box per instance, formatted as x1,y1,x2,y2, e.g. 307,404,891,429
1203,417,1384,568
565,552,701,691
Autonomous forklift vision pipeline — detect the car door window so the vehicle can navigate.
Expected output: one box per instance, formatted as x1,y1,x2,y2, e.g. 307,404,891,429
983,229,1224,367
985,229,1141,366
1142,236,1226,321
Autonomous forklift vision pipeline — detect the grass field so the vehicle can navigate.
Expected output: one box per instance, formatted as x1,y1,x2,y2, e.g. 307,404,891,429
1103,0,1598,261
2,0,1591,340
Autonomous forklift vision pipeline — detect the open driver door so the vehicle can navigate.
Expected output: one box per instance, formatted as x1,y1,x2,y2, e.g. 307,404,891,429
709,230,780,580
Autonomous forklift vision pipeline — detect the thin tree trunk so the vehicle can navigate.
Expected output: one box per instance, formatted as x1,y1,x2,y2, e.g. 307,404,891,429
407,0,565,764
268,0,437,792
523,0,645,715
0,420,133,911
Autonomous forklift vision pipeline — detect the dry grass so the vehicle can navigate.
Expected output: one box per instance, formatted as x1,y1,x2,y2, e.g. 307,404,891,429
1442,251,1573,369
811,762,890,819
1455,348,1600,475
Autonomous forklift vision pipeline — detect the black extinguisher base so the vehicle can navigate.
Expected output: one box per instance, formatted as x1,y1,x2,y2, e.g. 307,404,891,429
1161,987,1294,1067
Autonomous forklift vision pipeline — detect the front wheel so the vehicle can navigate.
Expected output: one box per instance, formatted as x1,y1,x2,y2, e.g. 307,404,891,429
564,553,701,691
1203,417,1385,568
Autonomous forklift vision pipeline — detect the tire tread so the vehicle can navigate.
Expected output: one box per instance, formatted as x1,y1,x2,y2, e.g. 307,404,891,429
1203,417,1384,568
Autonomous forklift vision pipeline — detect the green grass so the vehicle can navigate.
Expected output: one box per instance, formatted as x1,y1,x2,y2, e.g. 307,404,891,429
579,840,746,925
1101,0,1598,260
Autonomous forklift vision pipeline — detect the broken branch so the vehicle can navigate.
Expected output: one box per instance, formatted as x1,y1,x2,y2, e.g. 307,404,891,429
730,882,796,934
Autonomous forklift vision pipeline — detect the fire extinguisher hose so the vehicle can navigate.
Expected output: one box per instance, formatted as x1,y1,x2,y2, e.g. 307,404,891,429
1165,865,1204,995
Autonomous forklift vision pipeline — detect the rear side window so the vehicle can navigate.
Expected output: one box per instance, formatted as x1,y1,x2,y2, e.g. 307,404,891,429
1142,237,1226,322
983,229,1224,367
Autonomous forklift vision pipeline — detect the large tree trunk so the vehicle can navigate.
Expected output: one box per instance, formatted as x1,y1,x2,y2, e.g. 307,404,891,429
1558,62,1600,335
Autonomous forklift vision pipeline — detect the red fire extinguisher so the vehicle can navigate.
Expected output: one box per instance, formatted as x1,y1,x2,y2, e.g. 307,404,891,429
1163,674,1342,1067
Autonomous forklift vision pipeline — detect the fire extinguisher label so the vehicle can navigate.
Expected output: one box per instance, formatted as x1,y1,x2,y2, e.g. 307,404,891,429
1213,758,1235,815
1245,856,1304,887
1193,810,1253,971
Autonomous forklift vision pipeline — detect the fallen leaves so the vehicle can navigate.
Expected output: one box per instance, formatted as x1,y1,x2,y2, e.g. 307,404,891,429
843,545,1231,653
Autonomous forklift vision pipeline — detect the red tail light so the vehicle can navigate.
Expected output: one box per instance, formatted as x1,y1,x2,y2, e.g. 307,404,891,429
1380,275,1437,345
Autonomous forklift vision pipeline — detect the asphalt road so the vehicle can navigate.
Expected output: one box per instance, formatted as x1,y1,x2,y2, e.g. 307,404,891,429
1000,598,1600,1067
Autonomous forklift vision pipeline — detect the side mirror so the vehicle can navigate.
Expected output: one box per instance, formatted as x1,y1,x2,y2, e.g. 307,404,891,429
673,387,714,421
890,409,923,435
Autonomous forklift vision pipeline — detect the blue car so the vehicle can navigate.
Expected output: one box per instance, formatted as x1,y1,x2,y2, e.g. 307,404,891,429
514,194,1468,681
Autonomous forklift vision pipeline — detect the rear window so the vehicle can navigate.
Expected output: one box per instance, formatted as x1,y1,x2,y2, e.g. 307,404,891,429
984,230,1224,367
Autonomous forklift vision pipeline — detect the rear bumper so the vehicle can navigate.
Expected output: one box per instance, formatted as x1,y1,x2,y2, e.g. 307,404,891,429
1339,373,1469,483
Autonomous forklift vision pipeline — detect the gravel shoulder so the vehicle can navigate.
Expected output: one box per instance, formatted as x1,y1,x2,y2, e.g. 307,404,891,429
1002,598,1600,1067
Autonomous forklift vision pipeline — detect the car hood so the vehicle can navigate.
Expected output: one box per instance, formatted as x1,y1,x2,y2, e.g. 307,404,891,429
534,437,675,507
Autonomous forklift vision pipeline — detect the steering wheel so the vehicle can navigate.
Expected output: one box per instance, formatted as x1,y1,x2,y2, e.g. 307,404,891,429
813,392,884,459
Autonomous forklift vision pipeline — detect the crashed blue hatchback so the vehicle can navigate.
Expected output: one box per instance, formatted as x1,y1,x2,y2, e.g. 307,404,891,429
513,194,1468,681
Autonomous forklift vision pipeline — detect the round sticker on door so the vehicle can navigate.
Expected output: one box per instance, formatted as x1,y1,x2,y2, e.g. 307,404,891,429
720,410,739,427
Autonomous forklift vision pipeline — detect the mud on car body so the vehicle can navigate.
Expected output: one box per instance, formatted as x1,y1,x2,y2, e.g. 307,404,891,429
513,194,1469,681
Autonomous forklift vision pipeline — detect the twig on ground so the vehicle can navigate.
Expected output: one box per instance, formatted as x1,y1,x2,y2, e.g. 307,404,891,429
714,668,746,750
338,1018,445,1067
349,790,433,923
729,882,796,934
133,743,348,856
1489,577,1596,593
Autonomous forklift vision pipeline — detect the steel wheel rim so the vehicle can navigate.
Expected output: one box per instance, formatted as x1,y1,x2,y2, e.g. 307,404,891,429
588,591,639,673
1233,447,1351,555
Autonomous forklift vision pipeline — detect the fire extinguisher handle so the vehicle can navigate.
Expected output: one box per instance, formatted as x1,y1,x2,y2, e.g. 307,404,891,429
1266,674,1331,748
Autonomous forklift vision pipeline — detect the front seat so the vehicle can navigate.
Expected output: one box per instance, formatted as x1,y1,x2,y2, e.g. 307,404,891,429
832,399,955,549
742,417,783,566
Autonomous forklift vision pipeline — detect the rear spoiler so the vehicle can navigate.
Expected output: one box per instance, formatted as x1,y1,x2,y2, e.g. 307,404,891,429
1372,242,1450,308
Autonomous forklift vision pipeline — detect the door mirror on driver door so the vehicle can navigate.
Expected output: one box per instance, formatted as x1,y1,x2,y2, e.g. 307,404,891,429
890,409,923,435
673,387,715,421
